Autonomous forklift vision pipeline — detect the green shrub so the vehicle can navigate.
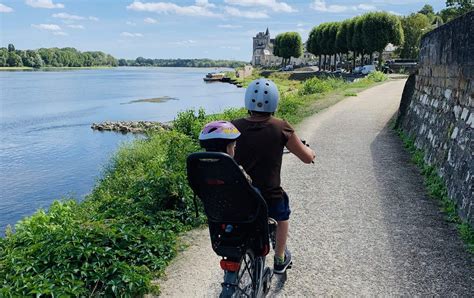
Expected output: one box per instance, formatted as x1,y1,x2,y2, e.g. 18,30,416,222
367,71,388,82
0,131,203,296
299,76,346,96
299,77,332,95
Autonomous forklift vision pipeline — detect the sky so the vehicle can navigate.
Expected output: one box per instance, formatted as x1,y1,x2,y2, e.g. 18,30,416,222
0,0,447,61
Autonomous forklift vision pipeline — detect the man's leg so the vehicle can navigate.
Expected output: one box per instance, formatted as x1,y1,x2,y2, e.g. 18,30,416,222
275,220,289,258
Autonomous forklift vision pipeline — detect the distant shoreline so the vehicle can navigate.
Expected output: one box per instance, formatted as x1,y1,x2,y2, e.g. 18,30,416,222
0,66,114,71
0,66,238,71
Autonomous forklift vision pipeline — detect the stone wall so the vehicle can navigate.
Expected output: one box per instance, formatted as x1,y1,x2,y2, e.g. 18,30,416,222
397,12,473,225
236,65,253,79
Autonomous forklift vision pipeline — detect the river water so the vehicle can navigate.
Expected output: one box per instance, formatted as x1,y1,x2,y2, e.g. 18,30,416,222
0,67,245,233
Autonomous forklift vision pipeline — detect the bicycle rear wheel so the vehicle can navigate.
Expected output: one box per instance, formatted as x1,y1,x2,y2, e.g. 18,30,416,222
220,250,256,298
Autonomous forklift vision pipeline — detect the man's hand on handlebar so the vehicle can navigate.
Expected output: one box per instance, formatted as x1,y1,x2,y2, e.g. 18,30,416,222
285,133,315,164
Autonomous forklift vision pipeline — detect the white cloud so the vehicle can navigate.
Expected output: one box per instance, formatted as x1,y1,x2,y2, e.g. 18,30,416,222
169,40,197,46
218,24,242,28
144,17,157,23
89,16,99,21
67,24,84,29
310,0,348,12
31,23,62,31
224,0,296,13
126,21,137,26
26,0,64,9
52,12,84,20
357,4,376,10
196,0,215,8
0,3,14,12
310,1,377,13
297,22,304,27
121,32,144,37
53,31,67,36
220,46,241,50
127,1,220,17
224,6,269,18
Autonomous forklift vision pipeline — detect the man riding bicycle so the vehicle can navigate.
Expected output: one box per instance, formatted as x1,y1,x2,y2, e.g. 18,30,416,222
232,78,315,274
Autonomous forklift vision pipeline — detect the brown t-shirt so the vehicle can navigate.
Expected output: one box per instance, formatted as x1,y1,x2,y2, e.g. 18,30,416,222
232,115,294,201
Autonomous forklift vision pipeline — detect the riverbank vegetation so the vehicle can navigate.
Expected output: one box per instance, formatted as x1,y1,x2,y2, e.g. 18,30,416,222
1,44,117,68
0,44,246,70
0,71,388,295
118,57,246,68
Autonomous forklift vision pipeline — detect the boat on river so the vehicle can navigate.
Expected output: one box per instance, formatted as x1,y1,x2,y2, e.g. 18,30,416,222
203,72,225,82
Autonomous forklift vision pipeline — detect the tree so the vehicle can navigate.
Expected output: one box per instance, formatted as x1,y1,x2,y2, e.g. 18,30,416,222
0,48,8,66
440,0,473,22
336,20,350,55
8,44,15,52
7,52,23,67
346,18,357,69
446,0,473,13
307,25,323,70
118,59,128,66
439,7,460,22
273,32,303,66
418,4,434,15
352,16,365,67
397,13,431,59
362,12,404,65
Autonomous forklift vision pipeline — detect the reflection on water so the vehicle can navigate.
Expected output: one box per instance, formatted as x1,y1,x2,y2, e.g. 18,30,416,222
0,67,245,233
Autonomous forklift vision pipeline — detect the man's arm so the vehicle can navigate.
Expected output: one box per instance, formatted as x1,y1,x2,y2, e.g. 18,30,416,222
285,133,315,164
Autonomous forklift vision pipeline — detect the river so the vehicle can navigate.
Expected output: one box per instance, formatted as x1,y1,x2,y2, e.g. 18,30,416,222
0,67,245,233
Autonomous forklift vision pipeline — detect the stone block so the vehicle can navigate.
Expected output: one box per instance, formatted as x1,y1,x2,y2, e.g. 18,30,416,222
467,113,474,128
451,127,459,139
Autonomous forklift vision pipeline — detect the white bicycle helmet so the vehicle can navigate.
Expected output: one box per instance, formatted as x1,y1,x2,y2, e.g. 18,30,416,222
244,78,279,113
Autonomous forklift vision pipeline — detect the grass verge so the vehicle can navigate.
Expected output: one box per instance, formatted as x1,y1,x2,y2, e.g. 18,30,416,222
0,71,389,295
396,129,474,254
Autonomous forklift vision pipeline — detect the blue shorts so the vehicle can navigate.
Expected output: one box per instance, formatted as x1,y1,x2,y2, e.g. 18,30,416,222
267,192,291,221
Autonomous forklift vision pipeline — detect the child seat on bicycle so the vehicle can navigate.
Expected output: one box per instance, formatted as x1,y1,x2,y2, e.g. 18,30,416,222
187,152,271,260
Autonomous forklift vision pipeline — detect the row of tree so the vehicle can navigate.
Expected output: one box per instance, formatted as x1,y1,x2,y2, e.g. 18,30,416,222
1,44,245,69
307,11,403,69
118,58,246,68
272,1,472,69
0,44,118,68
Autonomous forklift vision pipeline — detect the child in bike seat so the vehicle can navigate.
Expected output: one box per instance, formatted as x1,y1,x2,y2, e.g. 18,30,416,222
232,78,315,274
198,121,252,183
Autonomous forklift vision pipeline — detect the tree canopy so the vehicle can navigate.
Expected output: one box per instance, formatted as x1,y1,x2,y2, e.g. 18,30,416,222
0,45,118,68
396,13,431,59
273,31,303,65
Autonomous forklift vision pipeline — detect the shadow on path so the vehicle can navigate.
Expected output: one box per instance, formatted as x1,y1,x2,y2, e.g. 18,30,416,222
369,116,473,295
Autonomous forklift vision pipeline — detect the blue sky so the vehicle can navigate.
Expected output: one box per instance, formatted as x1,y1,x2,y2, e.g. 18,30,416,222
1,0,447,61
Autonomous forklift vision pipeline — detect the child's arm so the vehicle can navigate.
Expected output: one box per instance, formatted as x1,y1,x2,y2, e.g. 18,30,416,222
285,133,316,164
239,165,253,183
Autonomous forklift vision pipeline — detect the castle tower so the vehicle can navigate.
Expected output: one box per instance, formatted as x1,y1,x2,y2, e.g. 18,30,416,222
252,28,272,66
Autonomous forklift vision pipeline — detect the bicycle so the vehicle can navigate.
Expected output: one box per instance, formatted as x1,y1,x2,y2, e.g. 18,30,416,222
187,152,287,297
219,217,285,297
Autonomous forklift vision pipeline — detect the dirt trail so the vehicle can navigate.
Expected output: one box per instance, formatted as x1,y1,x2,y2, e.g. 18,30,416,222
156,80,473,296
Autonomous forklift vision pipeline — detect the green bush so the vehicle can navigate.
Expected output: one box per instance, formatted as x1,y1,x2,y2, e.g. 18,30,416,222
0,131,203,296
366,71,388,82
299,77,346,96
299,77,332,95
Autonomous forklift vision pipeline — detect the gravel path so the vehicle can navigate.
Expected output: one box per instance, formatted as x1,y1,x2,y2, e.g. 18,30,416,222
156,80,473,296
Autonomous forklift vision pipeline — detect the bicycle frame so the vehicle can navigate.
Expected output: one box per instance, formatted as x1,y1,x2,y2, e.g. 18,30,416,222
219,219,277,298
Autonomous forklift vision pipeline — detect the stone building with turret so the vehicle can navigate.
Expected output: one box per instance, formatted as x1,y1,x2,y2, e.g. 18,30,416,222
251,28,315,67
